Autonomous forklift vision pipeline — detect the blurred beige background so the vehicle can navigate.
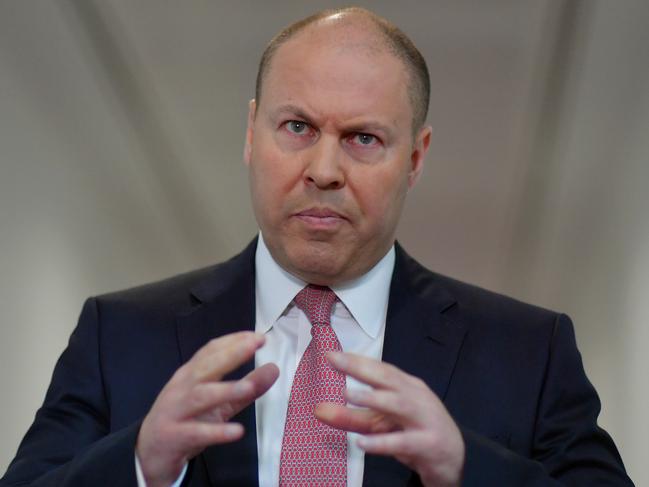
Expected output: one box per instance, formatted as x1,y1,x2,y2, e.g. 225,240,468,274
1,0,647,483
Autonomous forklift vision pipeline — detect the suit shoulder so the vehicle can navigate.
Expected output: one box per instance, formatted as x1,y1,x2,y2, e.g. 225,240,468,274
398,247,562,336
433,272,564,348
440,273,558,322
93,240,256,311
94,264,218,313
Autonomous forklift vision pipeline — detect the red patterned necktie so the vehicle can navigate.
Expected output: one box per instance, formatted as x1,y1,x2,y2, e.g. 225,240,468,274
279,285,347,486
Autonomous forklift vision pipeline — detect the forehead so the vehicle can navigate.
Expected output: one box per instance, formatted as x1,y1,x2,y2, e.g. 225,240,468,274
261,23,412,125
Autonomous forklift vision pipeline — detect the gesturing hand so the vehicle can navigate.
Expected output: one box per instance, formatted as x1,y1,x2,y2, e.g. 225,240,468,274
136,331,279,487
316,352,465,487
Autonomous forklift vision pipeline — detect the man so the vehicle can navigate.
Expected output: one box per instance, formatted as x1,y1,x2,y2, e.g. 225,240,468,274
1,7,633,487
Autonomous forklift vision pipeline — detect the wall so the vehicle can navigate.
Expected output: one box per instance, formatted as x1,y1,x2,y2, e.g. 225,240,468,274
1,0,646,482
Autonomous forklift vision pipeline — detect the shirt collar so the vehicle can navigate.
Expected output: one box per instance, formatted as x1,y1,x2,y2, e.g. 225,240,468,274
255,232,395,339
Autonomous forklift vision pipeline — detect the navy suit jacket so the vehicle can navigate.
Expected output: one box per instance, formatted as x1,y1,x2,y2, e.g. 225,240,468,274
1,240,633,486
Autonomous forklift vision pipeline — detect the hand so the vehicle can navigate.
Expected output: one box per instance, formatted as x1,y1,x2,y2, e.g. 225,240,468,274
316,352,464,487
136,331,279,487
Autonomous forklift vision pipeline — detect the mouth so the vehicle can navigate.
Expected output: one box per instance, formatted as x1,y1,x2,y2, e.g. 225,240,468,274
293,207,347,229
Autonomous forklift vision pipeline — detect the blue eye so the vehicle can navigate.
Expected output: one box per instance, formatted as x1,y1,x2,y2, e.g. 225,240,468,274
350,133,380,147
286,120,308,134
356,133,376,145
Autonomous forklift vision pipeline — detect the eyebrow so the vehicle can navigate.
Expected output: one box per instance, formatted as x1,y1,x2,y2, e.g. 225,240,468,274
272,104,314,123
344,121,394,138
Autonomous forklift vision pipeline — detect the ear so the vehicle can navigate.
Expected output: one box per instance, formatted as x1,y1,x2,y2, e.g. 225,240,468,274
408,125,432,188
243,99,257,166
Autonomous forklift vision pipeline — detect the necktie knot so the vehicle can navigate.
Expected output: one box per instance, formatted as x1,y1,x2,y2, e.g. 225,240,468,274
293,285,338,330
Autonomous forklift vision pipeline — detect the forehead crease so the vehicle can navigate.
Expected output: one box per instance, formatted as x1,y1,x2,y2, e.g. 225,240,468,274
268,82,408,133
274,82,403,125
264,27,412,127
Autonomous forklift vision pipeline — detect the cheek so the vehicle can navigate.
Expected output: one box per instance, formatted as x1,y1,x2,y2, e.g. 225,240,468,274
250,144,303,212
352,166,410,224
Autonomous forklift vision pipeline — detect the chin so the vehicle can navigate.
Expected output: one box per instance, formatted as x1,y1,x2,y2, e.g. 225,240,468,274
286,244,348,285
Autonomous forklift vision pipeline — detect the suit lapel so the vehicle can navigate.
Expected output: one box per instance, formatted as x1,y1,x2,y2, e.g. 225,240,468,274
176,239,260,486
363,244,467,487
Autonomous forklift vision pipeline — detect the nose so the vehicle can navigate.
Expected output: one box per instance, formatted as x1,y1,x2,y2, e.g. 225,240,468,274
303,137,345,190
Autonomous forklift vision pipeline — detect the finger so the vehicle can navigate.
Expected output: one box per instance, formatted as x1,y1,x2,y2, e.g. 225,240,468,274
173,421,246,453
315,402,395,434
356,430,419,457
190,332,265,383
135,420,246,482
242,362,280,398
184,363,280,423
326,352,410,391
224,363,280,419
344,388,422,427
181,381,256,419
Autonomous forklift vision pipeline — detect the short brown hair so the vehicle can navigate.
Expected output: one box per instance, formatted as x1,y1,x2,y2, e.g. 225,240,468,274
254,7,430,131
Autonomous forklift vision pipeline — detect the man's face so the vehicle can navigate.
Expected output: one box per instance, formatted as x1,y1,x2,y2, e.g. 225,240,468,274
245,23,431,285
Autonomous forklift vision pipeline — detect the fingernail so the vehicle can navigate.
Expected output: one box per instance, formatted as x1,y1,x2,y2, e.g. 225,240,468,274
250,333,264,344
234,381,253,395
345,388,362,402
357,437,371,450
327,352,345,366
223,423,242,438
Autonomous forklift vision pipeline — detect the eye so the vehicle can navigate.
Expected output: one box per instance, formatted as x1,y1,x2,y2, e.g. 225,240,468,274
357,133,376,145
285,120,310,135
349,133,380,147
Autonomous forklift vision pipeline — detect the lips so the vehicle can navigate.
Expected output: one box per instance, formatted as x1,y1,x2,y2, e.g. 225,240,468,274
293,207,347,228
295,207,346,219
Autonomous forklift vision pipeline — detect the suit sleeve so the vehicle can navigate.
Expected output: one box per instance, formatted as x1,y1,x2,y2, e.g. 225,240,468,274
0,298,139,487
460,314,633,486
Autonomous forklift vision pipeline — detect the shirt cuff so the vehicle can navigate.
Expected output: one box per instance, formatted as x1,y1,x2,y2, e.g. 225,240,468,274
135,454,188,487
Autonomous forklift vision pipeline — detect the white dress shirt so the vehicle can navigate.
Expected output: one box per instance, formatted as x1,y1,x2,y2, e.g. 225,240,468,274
255,233,394,487
136,234,395,487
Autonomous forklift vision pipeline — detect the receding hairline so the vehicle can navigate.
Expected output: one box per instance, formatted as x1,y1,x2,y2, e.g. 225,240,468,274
254,7,430,131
